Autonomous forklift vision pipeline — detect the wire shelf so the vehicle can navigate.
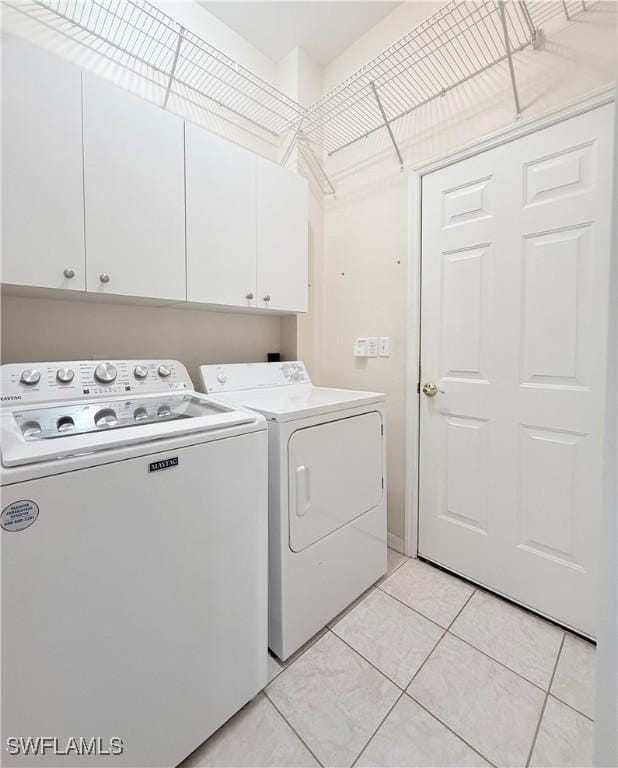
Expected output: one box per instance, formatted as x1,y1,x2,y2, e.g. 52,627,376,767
28,0,304,136
298,0,585,157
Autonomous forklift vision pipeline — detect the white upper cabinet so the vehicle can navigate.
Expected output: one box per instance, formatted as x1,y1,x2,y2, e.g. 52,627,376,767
2,40,308,313
186,124,257,308
1,36,85,291
256,158,308,313
82,75,186,301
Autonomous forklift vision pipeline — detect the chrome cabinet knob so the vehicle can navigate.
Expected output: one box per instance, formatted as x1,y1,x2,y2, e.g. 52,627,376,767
20,369,40,385
422,382,444,397
133,365,148,380
94,362,118,384
63,268,75,279
56,367,75,384
246,292,254,300
158,365,171,378
99,273,110,284
263,295,271,303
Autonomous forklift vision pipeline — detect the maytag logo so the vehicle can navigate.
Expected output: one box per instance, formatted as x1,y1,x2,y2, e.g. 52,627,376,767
149,457,179,473
1,395,22,401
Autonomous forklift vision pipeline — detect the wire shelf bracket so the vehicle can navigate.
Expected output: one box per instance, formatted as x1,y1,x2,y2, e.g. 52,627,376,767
26,0,304,139
498,0,522,118
298,133,336,197
370,81,404,169
162,25,184,111
294,0,586,167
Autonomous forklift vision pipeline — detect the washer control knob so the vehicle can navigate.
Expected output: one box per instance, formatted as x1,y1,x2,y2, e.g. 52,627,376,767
217,373,227,384
94,362,118,384
95,408,118,428
134,407,149,421
21,420,42,439
57,416,75,433
157,404,172,418
56,367,75,384
158,365,171,378
20,369,40,386
133,365,149,380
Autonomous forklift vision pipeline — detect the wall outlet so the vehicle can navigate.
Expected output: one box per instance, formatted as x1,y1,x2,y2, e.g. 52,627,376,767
378,337,391,357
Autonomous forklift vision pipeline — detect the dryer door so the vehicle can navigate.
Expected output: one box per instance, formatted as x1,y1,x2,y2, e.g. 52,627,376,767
288,411,383,552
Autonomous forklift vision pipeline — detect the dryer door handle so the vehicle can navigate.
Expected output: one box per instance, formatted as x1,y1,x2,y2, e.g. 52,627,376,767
295,465,311,516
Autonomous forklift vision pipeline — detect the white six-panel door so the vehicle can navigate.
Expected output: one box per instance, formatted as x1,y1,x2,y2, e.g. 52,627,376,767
419,104,614,637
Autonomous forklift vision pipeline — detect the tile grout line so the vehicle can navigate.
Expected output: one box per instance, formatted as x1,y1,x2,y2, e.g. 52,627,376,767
350,690,406,768
445,628,553,694
328,627,408,692
262,688,326,768
327,584,380,629
329,582,476,695
376,584,451,631
405,691,496,768
548,692,594,722
399,589,505,767
405,692,497,768
336,586,484,768
405,587,477,689
378,578,566,697
269,627,329,676
524,632,566,768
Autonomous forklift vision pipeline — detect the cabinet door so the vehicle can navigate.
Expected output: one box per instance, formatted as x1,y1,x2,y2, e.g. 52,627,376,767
186,125,257,308
1,37,85,290
83,75,185,301
256,159,308,312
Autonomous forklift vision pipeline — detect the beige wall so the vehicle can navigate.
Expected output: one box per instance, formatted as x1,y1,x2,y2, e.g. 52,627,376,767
3,1,616,547
304,3,618,545
1,294,281,386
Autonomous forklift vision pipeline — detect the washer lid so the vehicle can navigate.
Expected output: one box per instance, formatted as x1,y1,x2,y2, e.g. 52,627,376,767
215,384,384,422
1,392,258,467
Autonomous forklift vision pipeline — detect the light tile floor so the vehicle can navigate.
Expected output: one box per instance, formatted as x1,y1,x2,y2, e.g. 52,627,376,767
181,551,596,768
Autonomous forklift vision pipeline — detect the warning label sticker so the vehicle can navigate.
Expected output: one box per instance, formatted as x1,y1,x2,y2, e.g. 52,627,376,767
1,500,39,532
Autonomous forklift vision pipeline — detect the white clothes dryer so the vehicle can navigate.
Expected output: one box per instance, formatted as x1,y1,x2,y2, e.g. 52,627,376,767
199,361,387,660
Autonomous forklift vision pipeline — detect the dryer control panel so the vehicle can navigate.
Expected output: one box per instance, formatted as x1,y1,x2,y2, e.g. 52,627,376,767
1,360,191,405
201,361,311,394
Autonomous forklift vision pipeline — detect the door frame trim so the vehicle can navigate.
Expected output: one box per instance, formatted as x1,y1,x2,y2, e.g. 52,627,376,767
403,83,616,557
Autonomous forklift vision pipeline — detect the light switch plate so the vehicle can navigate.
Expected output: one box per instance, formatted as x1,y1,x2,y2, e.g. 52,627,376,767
367,337,379,357
354,338,369,357
378,337,391,357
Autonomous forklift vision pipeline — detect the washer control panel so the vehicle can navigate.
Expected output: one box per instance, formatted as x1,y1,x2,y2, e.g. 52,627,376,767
201,361,310,394
1,360,191,405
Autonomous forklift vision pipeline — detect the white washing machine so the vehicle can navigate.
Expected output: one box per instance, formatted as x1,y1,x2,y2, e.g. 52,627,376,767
199,361,387,660
1,359,268,767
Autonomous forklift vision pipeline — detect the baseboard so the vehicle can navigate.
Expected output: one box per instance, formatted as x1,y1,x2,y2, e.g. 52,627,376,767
387,532,404,553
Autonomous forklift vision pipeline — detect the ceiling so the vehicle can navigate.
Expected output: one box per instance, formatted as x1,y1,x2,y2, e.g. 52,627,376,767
198,2,402,65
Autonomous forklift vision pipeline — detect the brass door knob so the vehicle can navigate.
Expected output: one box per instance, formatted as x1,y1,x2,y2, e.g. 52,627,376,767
422,382,444,397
